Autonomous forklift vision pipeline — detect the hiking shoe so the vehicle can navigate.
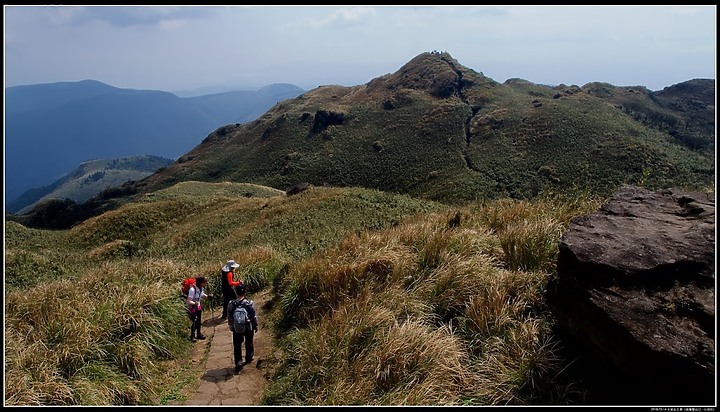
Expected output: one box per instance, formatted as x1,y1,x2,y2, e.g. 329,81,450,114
189,336,197,343
197,334,207,340
234,363,243,374
244,357,254,365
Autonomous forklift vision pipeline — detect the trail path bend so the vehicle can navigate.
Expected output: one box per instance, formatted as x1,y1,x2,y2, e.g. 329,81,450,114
169,290,273,406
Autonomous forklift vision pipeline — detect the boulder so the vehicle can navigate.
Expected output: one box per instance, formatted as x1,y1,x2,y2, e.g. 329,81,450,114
548,184,715,405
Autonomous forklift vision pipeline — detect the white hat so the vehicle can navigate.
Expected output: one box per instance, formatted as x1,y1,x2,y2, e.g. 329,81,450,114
223,259,240,271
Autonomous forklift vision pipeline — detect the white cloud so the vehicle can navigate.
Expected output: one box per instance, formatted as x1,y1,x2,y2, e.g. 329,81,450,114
305,6,377,29
4,5,716,92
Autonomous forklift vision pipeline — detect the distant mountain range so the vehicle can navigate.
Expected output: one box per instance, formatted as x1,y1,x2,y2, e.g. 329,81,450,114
4,80,305,208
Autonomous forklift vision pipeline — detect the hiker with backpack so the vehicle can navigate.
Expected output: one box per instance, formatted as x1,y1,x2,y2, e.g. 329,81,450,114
186,276,212,342
220,259,243,319
227,284,258,374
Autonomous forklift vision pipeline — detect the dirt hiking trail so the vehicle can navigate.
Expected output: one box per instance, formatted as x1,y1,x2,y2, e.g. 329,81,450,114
169,290,273,406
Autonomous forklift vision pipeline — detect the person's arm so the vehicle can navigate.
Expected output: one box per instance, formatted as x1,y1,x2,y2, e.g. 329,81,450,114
228,271,242,287
249,302,259,331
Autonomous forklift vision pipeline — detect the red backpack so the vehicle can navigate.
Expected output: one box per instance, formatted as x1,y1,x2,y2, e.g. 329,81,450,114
181,277,196,297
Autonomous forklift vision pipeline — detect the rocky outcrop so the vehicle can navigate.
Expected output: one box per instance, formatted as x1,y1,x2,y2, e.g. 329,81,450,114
286,182,310,196
549,184,715,405
311,109,345,133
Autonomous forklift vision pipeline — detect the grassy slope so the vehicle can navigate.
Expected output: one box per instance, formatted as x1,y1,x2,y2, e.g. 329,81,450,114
4,182,447,405
5,179,607,405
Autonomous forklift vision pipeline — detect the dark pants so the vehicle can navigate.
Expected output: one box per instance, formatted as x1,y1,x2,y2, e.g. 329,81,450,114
232,329,255,366
188,308,203,338
221,289,234,318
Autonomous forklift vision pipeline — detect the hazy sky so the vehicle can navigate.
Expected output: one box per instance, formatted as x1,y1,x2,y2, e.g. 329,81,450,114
3,5,717,93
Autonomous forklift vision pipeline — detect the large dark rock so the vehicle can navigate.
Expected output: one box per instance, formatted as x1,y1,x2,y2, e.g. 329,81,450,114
549,184,715,405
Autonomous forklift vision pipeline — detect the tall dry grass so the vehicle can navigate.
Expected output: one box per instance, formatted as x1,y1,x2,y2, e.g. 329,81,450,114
264,288,469,405
470,194,603,271
5,259,190,405
5,184,445,405
266,194,597,405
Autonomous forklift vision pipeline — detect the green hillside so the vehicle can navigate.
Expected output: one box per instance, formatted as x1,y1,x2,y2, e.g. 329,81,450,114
8,155,174,214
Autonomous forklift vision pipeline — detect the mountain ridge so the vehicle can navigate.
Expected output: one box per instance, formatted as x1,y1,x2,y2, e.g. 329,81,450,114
7,155,175,215
136,51,713,200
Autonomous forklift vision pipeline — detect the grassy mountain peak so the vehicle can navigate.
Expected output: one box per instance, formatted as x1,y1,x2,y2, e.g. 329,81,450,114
135,51,713,204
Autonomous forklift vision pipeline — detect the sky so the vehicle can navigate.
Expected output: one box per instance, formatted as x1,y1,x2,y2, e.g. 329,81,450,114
3,5,717,94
